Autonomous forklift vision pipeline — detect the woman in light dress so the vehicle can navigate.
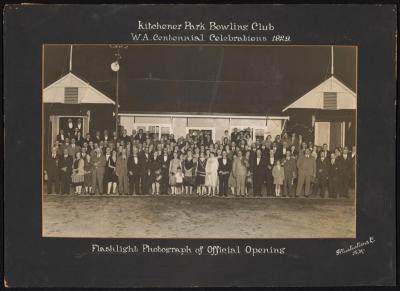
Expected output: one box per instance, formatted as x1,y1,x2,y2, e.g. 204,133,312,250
169,151,181,195
205,151,219,196
71,151,85,195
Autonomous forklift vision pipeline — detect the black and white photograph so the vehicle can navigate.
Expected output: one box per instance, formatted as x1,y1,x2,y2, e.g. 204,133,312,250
42,44,357,238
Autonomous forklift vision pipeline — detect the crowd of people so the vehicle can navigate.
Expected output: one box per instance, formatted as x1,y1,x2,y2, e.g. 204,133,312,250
44,126,356,198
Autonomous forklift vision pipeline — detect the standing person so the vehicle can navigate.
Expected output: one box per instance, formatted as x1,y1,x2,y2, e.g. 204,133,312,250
328,153,341,198
228,152,238,195
149,151,161,195
139,148,151,194
196,152,207,196
169,151,181,195
83,154,93,195
57,129,66,143
205,151,219,196
232,150,247,197
128,147,140,195
159,150,170,195
45,147,60,194
174,167,184,195
266,149,276,196
116,149,129,195
295,149,316,197
67,138,81,157
282,150,296,197
339,147,352,198
71,151,85,195
106,150,118,194
183,151,195,195
351,145,356,190
218,150,231,197
272,160,285,197
244,151,252,196
315,151,329,197
252,149,266,197
59,148,73,194
92,148,106,194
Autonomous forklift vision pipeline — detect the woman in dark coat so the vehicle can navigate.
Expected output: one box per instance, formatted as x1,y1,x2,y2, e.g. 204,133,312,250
183,151,195,195
106,150,118,194
196,152,207,196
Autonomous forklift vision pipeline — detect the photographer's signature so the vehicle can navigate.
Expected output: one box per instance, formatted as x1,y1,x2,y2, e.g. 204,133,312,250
336,236,375,256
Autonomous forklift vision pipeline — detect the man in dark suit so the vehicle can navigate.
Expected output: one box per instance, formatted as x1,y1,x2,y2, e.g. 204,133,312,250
58,148,73,194
56,129,66,143
92,148,106,194
230,128,239,142
66,118,75,137
139,147,151,194
276,141,288,160
319,143,330,159
120,129,130,144
266,148,277,196
282,150,296,197
158,150,171,195
328,153,341,198
315,151,329,197
93,131,102,144
135,129,146,143
45,147,60,194
339,147,352,198
252,149,266,197
218,150,232,197
128,147,141,195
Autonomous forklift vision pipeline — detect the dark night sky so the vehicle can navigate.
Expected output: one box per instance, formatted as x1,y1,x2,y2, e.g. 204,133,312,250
43,45,356,115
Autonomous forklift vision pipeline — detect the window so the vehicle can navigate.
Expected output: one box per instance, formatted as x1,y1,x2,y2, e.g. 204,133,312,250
254,128,265,141
133,124,171,139
323,92,337,110
64,87,79,104
186,127,215,142
160,126,171,139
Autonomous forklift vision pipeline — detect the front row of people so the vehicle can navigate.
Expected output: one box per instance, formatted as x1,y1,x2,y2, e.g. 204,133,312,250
45,145,354,198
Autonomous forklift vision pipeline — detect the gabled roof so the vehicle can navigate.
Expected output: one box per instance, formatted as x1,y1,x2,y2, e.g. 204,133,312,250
282,76,356,112
43,72,115,104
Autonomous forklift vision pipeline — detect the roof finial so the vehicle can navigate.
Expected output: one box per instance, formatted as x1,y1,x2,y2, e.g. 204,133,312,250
331,46,334,76
69,45,73,72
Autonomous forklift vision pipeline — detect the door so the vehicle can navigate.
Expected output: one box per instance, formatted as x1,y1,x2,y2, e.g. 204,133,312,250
314,122,330,147
329,122,342,150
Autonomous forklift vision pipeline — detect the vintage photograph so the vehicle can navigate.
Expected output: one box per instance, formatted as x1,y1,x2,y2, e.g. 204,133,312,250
42,44,357,238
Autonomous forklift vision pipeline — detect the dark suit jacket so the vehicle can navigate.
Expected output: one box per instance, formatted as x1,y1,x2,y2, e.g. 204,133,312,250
45,154,60,176
339,155,352,176
128,155,141,175
135,133,146,143
139,152,151,175
218,158,232,174
282,157,296,179
59,155,73,175
56,134,66,143
316,158,329,180
252,156,266,178
328,159,341,180
158,155,171,173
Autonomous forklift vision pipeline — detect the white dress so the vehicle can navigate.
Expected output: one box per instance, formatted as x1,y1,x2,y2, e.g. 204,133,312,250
205,157,219,187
